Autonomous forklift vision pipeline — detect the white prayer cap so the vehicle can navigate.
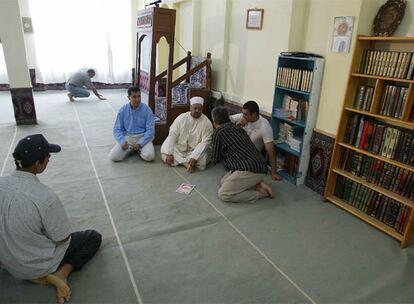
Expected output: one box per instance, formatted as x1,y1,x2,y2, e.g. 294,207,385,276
190,96,204,106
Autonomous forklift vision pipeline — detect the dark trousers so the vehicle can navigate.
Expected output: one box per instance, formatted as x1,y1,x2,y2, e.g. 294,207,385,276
58,230,102,271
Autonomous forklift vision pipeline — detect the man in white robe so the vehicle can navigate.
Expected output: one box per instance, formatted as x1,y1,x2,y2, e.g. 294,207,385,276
161,96,213,172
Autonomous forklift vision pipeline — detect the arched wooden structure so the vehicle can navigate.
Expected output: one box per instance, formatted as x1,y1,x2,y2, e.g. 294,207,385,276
135,6,212,145
135,7,175,144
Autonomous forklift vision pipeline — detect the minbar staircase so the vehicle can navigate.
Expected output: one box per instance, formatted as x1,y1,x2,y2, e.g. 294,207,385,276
153,52,212,144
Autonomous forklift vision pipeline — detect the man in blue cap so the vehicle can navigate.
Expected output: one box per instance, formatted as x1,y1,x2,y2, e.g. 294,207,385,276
0,134,102,304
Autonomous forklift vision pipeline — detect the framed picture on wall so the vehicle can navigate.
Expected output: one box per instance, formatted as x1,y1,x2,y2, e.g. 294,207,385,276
331,16,354,53
22,17,34,34
246,9,264,30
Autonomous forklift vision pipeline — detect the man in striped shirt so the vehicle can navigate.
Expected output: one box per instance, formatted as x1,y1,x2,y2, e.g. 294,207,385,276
211,106,275,203
230,100,282,181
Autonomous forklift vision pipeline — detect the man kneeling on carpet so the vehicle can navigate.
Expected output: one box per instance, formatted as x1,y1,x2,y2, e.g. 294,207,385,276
0,134,102,304
65,69,106,102
109,86,155,162
211,106,275,203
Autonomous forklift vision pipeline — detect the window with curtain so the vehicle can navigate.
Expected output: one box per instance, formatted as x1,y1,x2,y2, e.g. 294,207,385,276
29,0,132,84
0,44,8,83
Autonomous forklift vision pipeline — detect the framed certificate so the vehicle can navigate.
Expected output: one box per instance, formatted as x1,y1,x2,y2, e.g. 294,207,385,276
246,9,264,30
331,16,354,53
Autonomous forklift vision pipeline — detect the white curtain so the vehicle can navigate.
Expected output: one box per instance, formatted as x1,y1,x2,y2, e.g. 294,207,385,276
30,0,132,84
0,44,8,83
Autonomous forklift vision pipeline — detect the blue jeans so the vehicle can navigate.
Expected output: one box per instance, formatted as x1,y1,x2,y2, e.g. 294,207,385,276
65,83,90,98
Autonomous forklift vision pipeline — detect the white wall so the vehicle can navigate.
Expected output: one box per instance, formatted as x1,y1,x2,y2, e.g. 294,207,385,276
0,0,31,88
225,0,294,113
394,0,414,36
176,0,193,59
199,0,229,91
302,0,363,135
288,0,308,51
175,0,193,75
302,0,332,56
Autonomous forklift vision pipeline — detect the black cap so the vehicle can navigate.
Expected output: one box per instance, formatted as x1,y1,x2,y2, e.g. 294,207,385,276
13,134,61,167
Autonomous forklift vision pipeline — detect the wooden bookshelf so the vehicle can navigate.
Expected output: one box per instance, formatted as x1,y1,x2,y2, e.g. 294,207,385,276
325,36,414,248
344,107,414,129
358,36,414,42
338,143,414,173
333,168,414,208
326,195,404,241
352,73,414,84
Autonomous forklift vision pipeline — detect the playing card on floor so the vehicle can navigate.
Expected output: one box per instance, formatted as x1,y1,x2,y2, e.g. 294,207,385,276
176,183,195,195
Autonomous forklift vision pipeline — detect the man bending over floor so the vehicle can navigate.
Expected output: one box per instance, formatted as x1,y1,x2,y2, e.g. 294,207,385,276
161,96,213,172
109,86,155,162
0,134,102,304
211,106,275,203
65,69,106,101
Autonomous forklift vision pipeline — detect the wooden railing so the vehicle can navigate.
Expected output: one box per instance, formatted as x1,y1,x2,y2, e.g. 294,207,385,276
154,54,190,82
172,60,208,87
155,52,211,89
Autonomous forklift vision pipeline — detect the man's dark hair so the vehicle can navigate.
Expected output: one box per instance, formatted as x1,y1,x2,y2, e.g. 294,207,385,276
128,86,141,96
87,69,95,74
243,100,259,116
14,155,48,169
211,106,231,125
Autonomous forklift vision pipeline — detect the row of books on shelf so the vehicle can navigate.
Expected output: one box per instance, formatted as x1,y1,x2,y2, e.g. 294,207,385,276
353,84,408,119
343,114,414,166
274,123,302,152
277,153,298,177
273,95,308,121
379,85,408,118
354,85,374,111
334,176,411,234
340,150,414,199
359,50,414,79
276,67,313,92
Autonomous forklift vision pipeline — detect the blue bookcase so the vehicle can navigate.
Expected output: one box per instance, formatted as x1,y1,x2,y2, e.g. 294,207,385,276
271,55,324,185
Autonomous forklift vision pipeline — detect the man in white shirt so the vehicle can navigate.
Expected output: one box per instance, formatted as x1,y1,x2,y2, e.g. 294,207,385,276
0,134,102,304
231,100,282,181
65,69,106,101
161,96,213,172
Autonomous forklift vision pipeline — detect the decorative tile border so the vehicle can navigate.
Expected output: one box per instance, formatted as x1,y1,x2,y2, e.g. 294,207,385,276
0,84,9,91
1,69,132,92
10,87,37,125
305,128,336,195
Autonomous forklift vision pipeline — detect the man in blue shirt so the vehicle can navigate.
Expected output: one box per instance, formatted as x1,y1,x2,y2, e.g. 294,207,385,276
109,86,155,162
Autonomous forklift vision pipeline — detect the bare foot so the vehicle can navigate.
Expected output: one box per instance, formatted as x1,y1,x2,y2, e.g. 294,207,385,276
272,172,283,181
67,93,74,102
29,263,73,304
255,184,269,198
184,163,194,173
46,273,71,304
259,181,276,198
